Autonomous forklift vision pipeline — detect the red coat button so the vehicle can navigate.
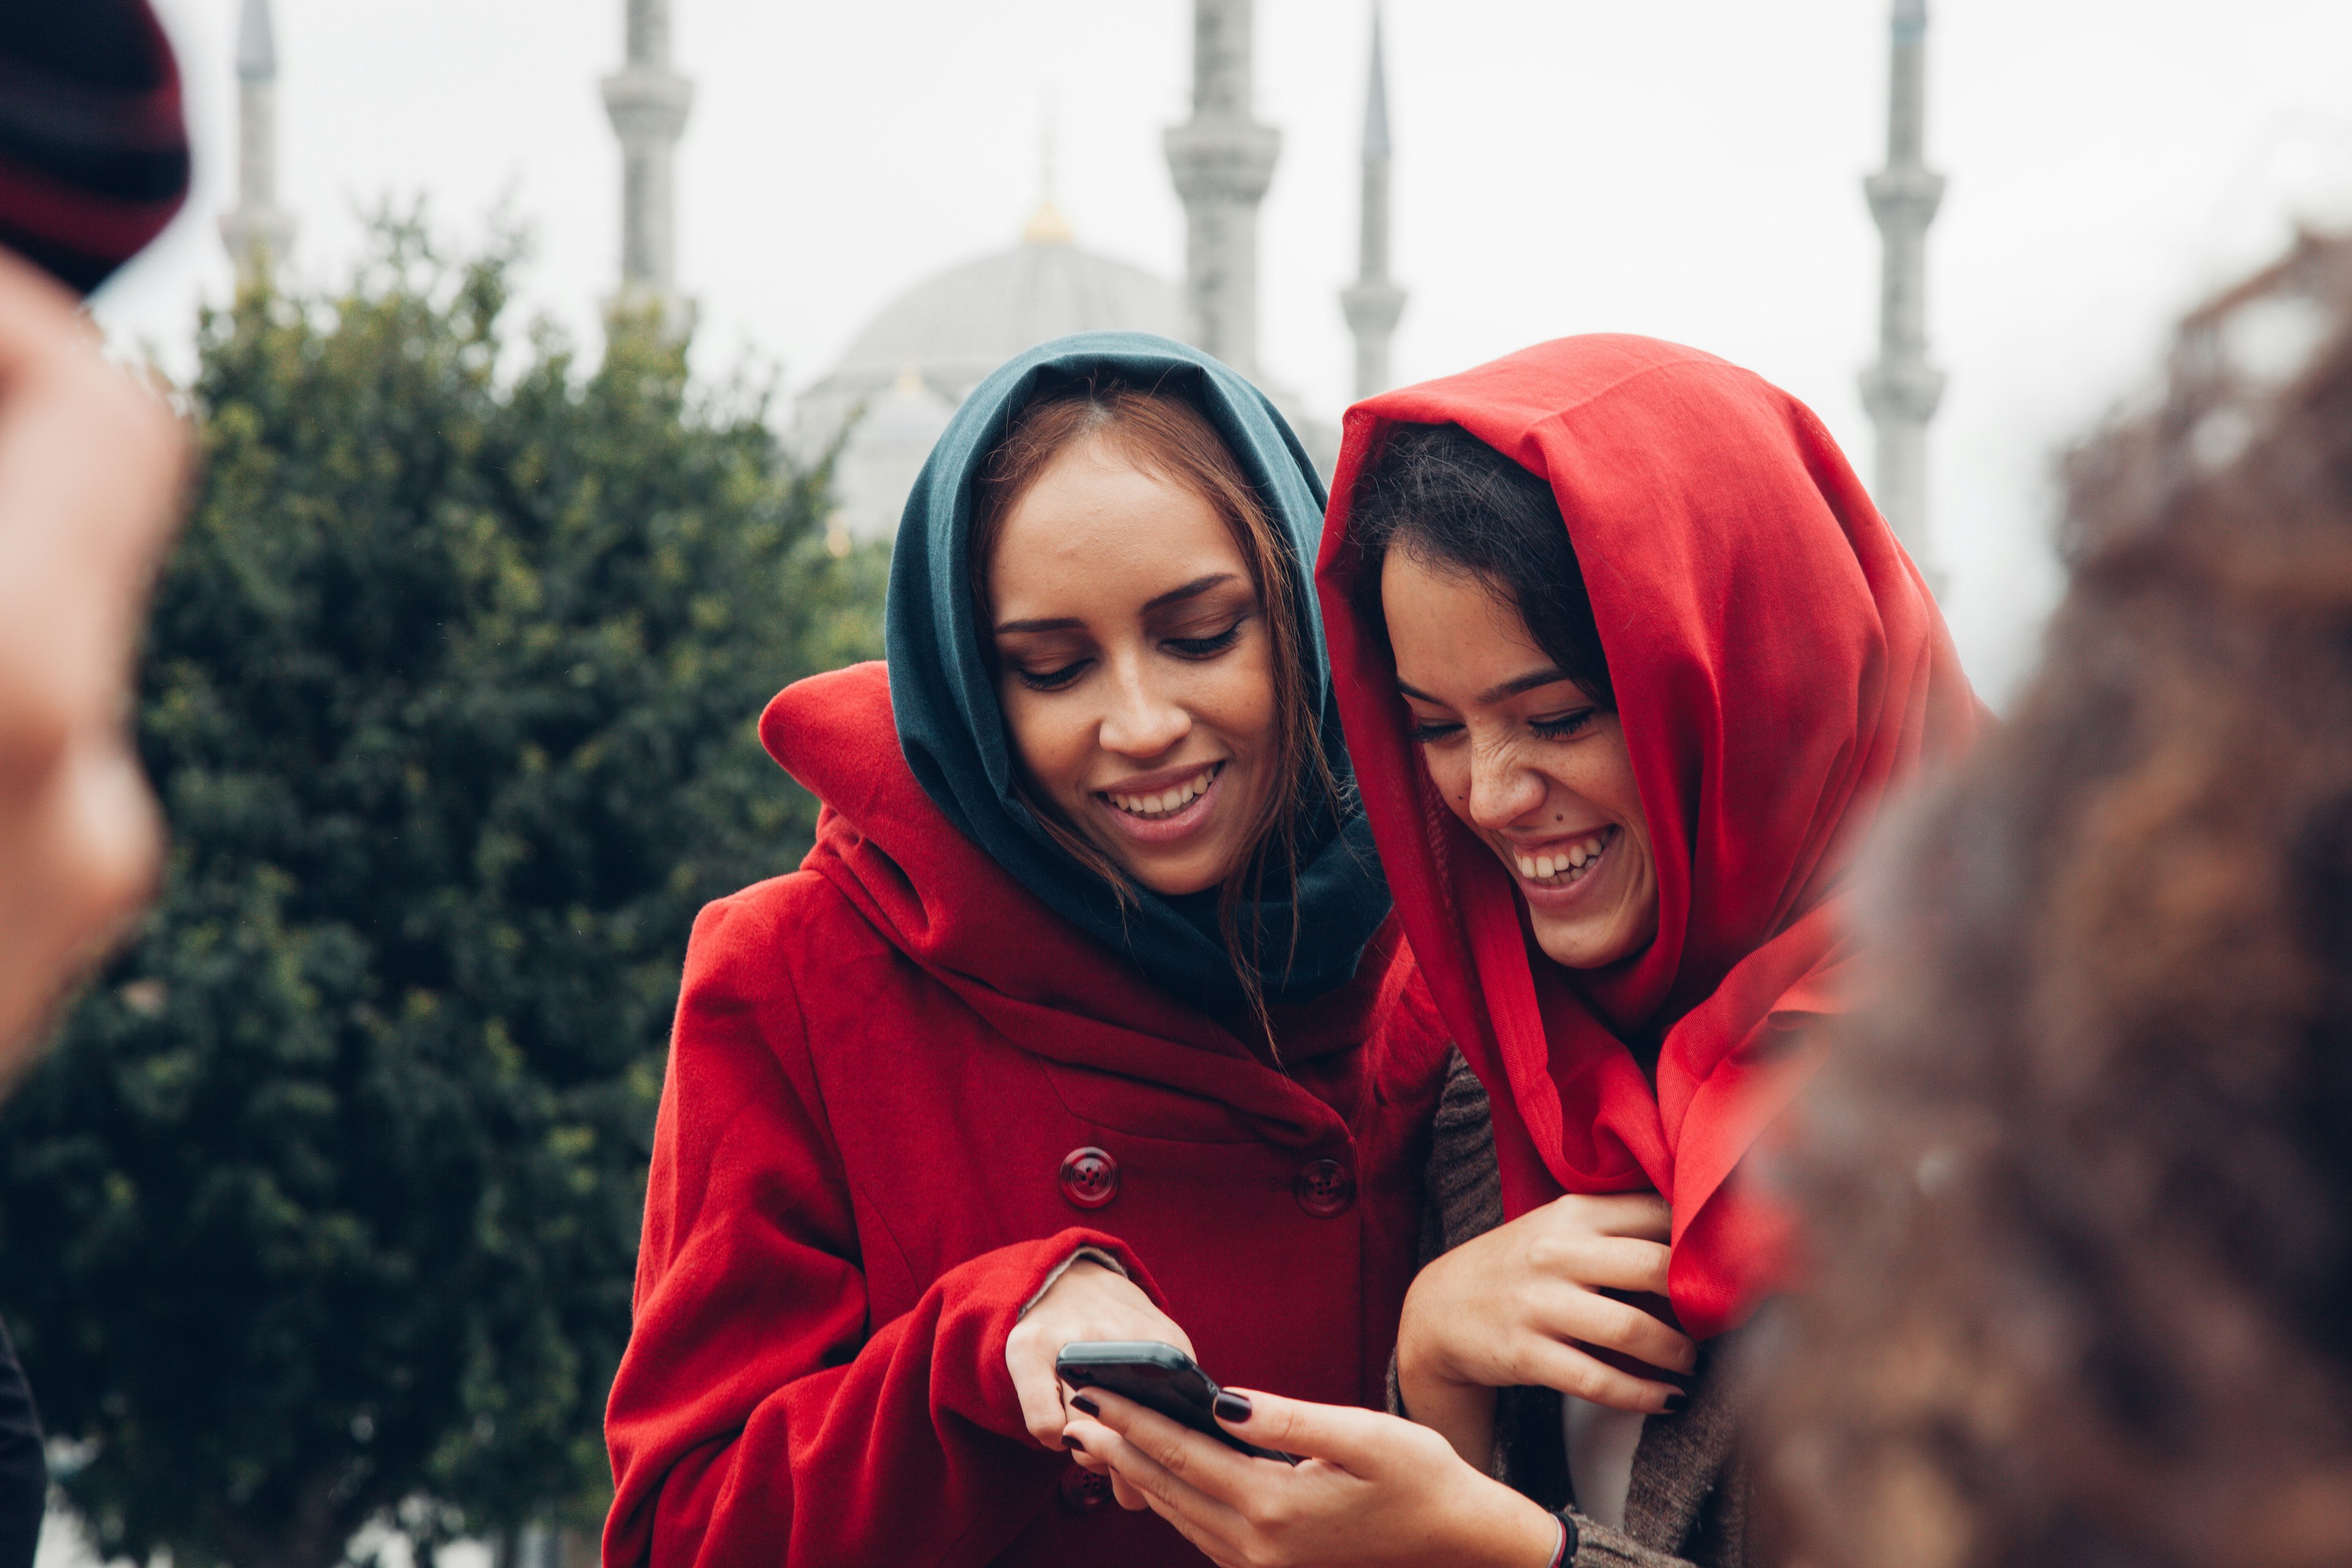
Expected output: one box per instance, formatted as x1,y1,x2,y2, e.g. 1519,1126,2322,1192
1058,1147,1120,1210
1060,1461,1114,1512
1294,1158,1355,1218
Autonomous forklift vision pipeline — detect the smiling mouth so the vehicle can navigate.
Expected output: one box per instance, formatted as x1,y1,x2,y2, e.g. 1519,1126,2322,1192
1101,763,1224,821
1512,824,1618,888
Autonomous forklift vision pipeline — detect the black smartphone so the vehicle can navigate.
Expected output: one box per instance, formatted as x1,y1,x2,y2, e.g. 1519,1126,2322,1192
1056,1340,1297,1464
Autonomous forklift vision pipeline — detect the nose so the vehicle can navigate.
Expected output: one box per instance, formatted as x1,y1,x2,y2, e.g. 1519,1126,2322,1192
1464,736,1547,831
1097,655,1191,759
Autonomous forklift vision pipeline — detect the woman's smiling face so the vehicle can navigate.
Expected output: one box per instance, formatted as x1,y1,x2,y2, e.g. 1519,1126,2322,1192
1382,549,1659,970
987,434,1278,897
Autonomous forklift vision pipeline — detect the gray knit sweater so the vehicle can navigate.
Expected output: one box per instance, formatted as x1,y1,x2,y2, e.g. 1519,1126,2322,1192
1401,1052,1751,1568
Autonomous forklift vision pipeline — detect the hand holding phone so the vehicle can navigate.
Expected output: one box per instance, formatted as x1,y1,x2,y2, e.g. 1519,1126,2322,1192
1056,1340,1298,1464
1006,1257,1195,1450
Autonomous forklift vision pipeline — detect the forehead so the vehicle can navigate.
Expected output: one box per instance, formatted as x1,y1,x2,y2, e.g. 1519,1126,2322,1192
1380,549,1551,682
987,440,1249,617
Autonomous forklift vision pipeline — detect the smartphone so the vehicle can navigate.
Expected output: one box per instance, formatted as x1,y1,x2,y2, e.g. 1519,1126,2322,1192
1056,1340,1298,1464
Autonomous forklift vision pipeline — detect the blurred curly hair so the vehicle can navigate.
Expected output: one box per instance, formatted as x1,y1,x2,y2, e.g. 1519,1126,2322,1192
1756,233,2352,1568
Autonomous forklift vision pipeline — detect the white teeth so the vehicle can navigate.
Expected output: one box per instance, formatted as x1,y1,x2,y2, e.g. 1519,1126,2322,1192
1108,767,1217,818
1515,829,1610,884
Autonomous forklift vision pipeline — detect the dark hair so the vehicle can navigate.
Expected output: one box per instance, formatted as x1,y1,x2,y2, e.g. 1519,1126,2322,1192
969,375,1343,1041
1757,236,2352,1568
1344,423,1613,706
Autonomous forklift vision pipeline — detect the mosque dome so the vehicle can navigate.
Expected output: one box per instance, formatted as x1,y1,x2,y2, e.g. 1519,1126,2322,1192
795,203,1184,546
799,204,1185,545
829,213,1182,402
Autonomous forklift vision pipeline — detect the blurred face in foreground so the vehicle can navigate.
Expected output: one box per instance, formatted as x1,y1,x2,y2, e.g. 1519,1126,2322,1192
0,249,185,1079
1383,550,1659,970
987,434,1278,896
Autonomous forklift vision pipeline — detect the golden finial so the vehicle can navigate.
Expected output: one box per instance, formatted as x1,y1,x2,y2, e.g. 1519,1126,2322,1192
1022,96,1074,246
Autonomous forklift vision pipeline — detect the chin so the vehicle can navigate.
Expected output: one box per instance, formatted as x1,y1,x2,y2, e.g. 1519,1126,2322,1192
1123,859,1225,898
1530,920,1635,971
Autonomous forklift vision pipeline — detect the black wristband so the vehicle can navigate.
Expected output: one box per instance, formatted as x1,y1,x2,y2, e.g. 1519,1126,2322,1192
1548,1507,1580,1567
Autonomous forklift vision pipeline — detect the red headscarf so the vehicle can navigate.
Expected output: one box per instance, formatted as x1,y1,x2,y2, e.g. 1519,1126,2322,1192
1316,336,1983,1338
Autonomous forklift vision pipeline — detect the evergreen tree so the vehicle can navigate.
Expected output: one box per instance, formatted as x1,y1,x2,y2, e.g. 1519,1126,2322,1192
0,219,886,1568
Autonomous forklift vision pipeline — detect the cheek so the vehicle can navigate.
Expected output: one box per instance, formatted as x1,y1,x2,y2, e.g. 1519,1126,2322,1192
998,684,1091,801
1599,750,1649,842
1193,635,1280,757
1418,744,1472,818
1524,744,1643,828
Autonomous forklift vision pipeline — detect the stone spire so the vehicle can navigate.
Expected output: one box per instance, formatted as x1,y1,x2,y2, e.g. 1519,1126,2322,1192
1164,0,1281,382
1859,0,1947,592
220,0,295,282
601,0,695,320
1339,5,1405,402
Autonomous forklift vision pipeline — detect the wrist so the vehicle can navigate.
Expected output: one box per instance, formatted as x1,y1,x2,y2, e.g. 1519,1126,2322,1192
1547,1510,1578,1567
1399,1374,1500,1472
1395,1297,1468,1399
1456,1478,1568,1568
1019,1247,1127,1319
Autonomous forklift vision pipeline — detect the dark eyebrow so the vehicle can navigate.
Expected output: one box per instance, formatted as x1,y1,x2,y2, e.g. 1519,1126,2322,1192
992,573,1240,636
1396,667,1586,708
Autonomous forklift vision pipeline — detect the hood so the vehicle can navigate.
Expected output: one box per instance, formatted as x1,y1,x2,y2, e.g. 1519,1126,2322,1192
1314,335,1985,1335
760,663,1408,1147
883,331,1390,1013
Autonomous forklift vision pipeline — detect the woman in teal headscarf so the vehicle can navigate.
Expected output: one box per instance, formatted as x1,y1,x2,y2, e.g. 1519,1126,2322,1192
603,334,1455,1568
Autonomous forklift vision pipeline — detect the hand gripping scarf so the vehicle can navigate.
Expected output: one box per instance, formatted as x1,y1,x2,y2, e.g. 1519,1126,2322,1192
1315,336,1983,1338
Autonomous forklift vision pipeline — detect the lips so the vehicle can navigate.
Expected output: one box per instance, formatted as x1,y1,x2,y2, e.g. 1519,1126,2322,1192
1512,823,1618,889
1104,763,1221,821
1093,761,1229,846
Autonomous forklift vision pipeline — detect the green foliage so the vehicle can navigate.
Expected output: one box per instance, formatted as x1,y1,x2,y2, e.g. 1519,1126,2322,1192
0,217,886,1568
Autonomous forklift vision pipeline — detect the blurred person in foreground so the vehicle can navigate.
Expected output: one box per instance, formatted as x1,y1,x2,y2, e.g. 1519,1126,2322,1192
0,0,192,1074
1757,238,2352,1568
0,2,193,1565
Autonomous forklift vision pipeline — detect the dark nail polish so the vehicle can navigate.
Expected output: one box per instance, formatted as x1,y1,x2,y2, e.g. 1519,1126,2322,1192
1662,1393,1689,1415
1213,1390,1253,1424
1065,1434,1087,1453
1069,1393,1101,1417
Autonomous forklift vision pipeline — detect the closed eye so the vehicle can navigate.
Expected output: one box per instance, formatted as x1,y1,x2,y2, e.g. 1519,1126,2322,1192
1531,708,1599,740
1166,622,1245,660
1016,660,1091,692
1408,718,1463,745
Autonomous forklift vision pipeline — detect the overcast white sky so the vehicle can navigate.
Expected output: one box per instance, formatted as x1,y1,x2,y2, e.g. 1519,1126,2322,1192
95,0,2352,703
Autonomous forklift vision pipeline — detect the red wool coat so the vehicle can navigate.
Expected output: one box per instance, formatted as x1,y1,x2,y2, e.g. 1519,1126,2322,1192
602,662,1453,1568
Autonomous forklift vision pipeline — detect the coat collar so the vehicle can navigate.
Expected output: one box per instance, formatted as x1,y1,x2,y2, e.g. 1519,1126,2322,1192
763,662,1408,1148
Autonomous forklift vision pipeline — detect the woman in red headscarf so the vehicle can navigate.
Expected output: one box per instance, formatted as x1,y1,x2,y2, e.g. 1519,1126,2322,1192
1060,336,1981,1567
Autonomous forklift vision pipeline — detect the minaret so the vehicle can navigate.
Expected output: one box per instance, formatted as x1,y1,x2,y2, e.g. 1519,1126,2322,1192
1023,113,1074,247
1164,0,1281,382
1858,0,1947,590
601,0,695,320
1339,6,1405,402
220,0,295,282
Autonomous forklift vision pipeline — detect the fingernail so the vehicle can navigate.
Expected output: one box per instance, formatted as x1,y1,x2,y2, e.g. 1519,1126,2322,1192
1070,1394,1101,1417
1662,1393,1689,1415
1213,1391,1253,1423
1065,1434,1087,1453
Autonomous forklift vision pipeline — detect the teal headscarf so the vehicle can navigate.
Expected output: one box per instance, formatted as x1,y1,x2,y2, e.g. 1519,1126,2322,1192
884,332,1390,1011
